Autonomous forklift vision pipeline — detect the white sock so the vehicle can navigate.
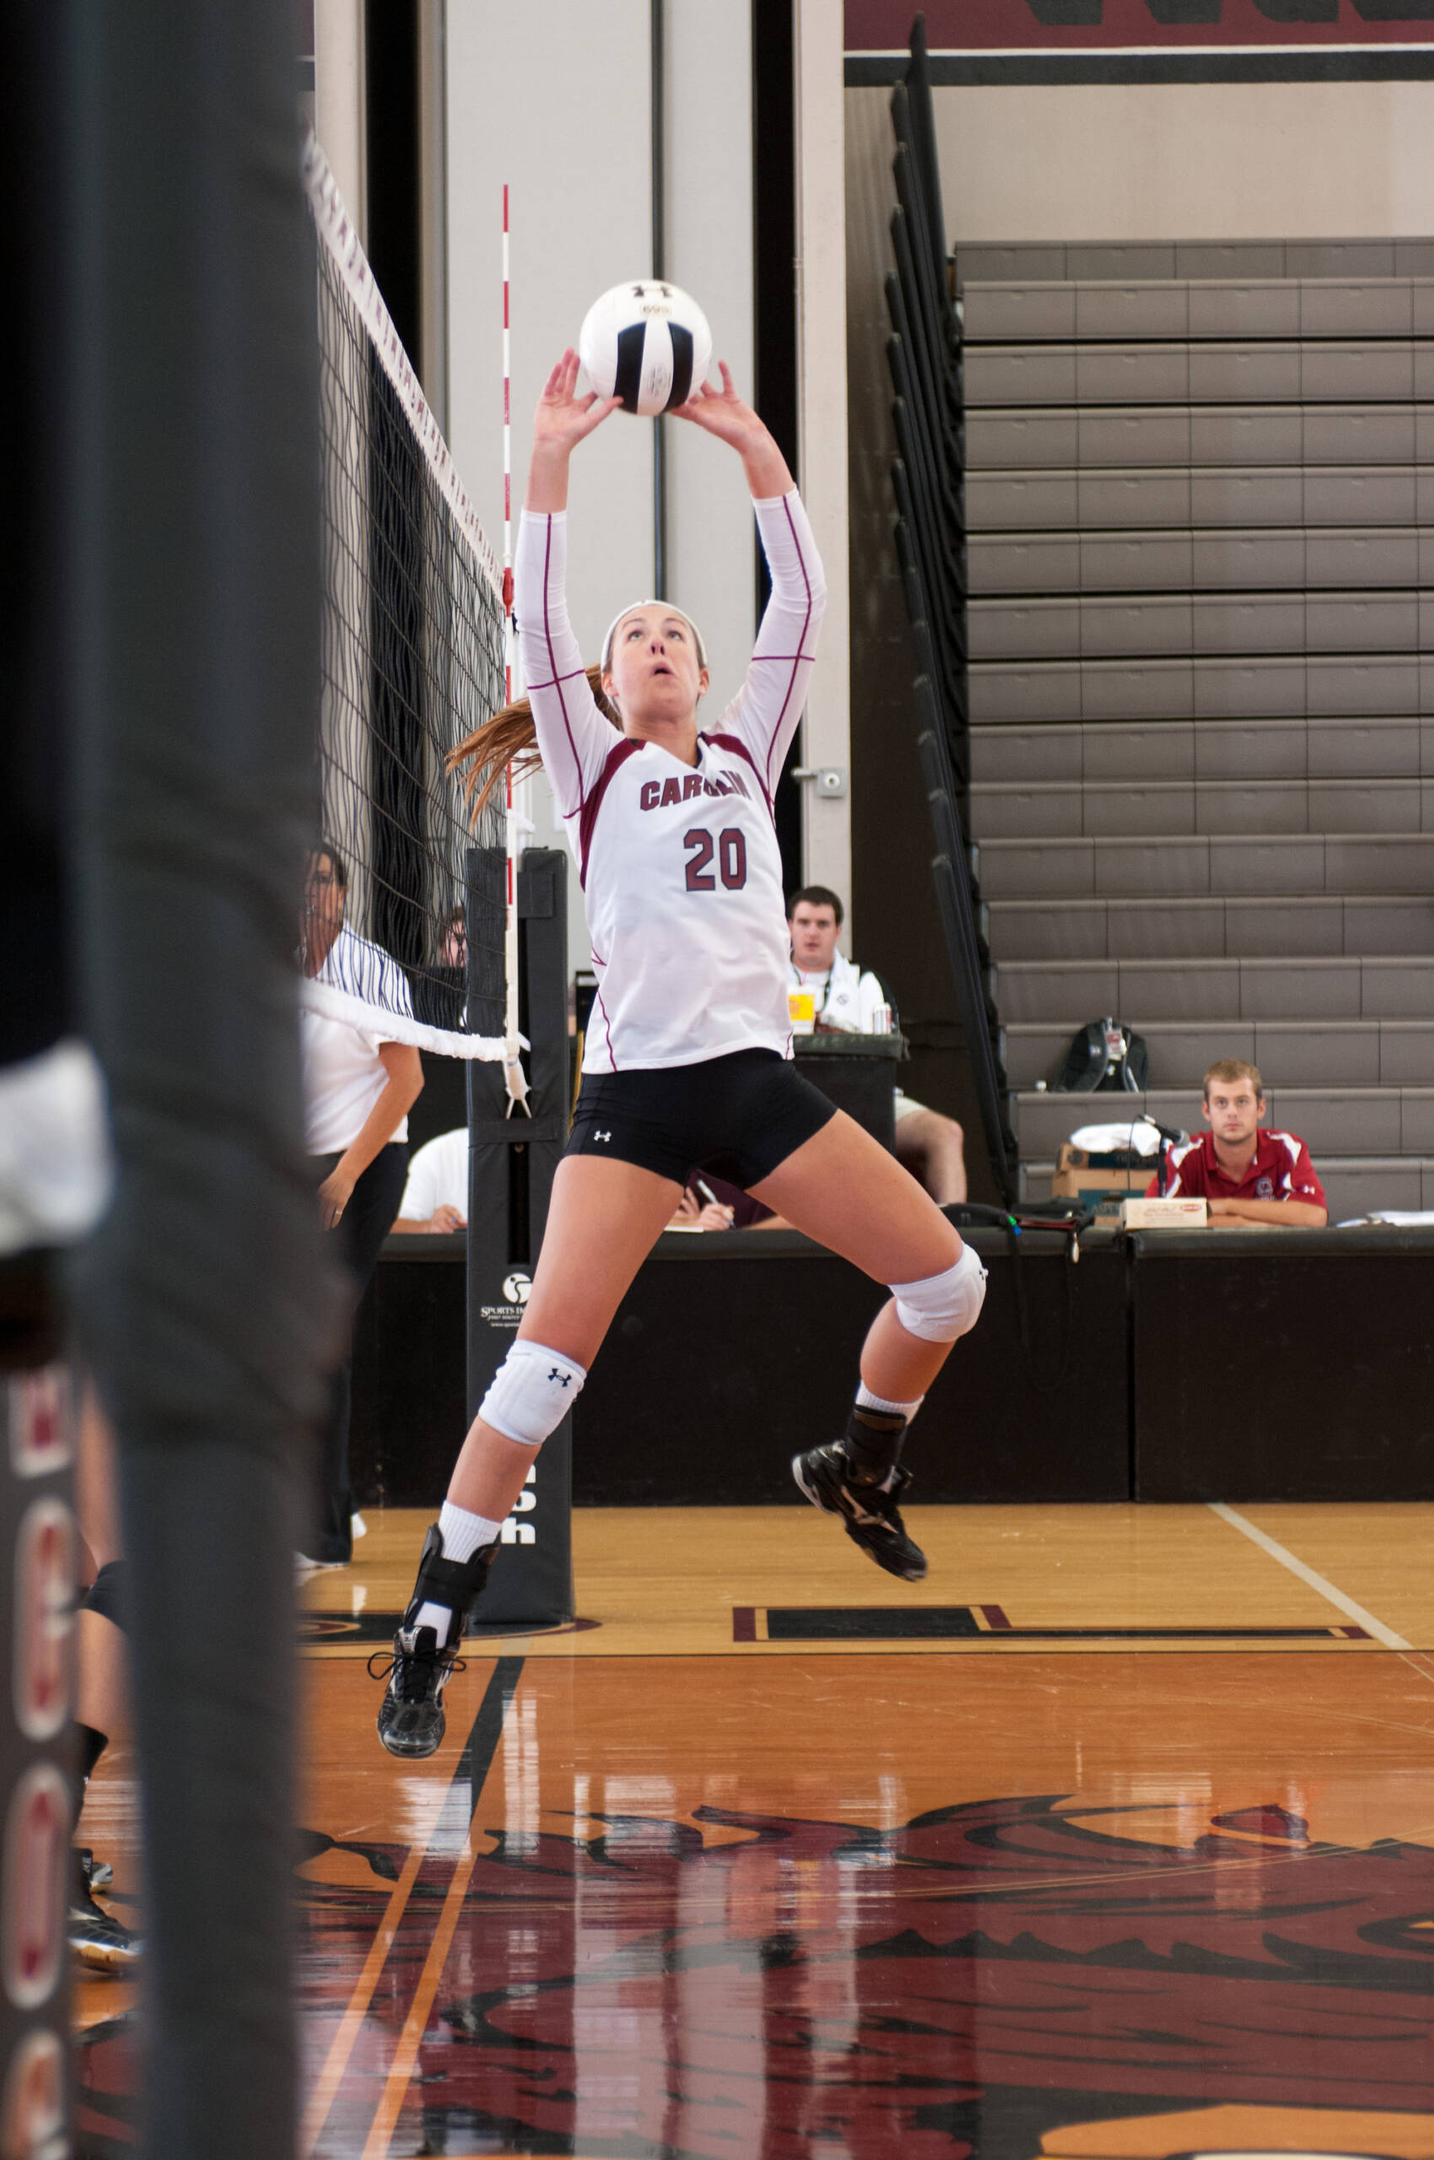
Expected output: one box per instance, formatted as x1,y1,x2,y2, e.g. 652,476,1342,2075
855,1382,923,1421
437,1500,503,1562
412,1503,504,1636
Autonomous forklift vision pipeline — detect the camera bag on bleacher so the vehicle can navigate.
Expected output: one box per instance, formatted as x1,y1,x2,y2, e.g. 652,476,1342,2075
1056,1017,1149,1093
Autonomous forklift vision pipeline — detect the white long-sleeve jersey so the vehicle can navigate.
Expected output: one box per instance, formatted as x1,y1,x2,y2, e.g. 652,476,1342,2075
515,490,825,1073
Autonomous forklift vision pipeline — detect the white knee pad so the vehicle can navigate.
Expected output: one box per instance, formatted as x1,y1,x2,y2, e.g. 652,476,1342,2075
890,1244,987,1344
479,1340,586,1448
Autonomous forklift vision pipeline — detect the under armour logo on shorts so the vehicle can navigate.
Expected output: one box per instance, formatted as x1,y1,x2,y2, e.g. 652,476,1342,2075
548,1369,571,1388
594,1130,612,1143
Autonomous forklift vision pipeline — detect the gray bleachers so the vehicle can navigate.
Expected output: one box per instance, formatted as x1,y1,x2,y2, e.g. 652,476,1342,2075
987,894,1434,960
958,238,1434,1210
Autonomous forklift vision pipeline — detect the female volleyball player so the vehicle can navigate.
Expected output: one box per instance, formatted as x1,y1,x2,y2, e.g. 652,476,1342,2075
376,352,986,1756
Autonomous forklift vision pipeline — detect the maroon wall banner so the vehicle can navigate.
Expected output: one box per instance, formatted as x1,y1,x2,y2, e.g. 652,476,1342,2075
846,0,1434,79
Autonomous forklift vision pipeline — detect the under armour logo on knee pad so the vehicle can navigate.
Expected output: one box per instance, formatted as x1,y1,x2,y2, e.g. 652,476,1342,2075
547,1368,572,1387
594,1130,612,1143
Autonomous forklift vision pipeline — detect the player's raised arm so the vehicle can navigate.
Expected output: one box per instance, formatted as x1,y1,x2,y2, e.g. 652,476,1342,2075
670,361,794,500
525,348,621,513
676,365,825,789
510,353,626,817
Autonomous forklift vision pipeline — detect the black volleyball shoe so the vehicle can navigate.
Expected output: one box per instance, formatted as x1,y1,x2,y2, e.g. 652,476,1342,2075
373,1524,497,1759
77,1847,113,1894
791,1444,927,1582
70,1856,142,1974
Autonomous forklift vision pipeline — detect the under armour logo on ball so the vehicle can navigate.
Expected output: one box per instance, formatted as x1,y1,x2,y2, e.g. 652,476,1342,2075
594,1130,611,1143
548,1369,572,1388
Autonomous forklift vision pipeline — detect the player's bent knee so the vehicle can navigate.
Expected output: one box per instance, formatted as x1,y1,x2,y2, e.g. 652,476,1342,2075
479,1340,587,1449
890,1243,987,1343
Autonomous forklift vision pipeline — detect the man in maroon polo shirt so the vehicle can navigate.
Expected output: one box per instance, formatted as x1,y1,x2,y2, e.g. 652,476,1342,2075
1145,1058,1328,1226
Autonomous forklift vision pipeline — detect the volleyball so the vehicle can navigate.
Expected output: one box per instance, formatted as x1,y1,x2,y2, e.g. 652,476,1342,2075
578,280,713,417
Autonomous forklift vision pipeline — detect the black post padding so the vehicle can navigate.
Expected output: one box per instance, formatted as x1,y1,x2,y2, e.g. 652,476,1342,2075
64,7,336,2156
3,5,69,1071
3,24,78,2124
464,850,573,1628
518,851,573,1251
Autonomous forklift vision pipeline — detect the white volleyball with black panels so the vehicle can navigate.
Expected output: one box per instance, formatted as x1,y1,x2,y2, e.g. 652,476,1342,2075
578,281,713,418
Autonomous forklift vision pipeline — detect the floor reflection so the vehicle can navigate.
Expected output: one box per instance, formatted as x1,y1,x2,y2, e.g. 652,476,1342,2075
396,1785,1434,2157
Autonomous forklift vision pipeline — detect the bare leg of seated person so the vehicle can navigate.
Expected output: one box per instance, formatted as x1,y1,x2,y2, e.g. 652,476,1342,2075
894,1104,967,1206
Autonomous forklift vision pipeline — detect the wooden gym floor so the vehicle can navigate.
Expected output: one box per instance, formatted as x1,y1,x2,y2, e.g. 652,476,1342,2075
76,1502,1434,2157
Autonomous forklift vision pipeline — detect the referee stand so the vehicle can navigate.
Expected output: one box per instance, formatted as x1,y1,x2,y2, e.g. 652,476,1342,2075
465,848,574,1628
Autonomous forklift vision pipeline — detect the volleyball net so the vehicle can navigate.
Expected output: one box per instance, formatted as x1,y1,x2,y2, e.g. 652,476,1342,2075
302,134,513,1062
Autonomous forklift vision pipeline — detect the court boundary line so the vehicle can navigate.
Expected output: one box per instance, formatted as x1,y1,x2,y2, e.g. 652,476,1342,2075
301,1842,427,2155
301,1655,524,2159
308,1639,1403,1662
1208,1500,1411,1650
359,1655,525,2160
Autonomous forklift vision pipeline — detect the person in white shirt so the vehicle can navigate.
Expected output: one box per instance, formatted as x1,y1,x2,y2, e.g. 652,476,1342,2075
300,846,422,1562
788,887,966,1206
393,1129,742,1236
393,1127,467,1234
374,353,987,1759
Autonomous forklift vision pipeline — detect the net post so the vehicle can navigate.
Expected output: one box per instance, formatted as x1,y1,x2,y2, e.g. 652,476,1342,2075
464,847,573,1627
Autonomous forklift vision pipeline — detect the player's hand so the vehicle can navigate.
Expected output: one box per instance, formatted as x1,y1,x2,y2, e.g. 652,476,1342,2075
672,362,795,496
670,362,766,450
532,349,621,455
318,1169,354,1230
429,1204,466,1234
1207,1198,1238,1217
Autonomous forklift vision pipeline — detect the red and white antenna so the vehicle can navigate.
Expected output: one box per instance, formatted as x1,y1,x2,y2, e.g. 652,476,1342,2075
501,182,530,1116
502,182,515,698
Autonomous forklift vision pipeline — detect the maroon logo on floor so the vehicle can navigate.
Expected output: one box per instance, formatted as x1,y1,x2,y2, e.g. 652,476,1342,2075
414,1794,1434,2155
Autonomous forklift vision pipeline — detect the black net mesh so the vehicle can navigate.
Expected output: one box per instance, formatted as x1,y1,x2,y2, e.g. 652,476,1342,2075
306,162,506,1054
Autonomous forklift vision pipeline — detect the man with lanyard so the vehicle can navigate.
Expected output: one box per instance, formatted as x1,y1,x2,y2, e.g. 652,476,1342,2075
1144,1058,1328,1224
787,886,966,1206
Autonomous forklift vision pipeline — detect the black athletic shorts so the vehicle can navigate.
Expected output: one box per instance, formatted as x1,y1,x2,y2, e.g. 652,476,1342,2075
565,1048,836,1189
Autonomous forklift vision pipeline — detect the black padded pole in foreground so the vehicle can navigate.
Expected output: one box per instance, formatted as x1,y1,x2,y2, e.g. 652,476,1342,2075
465,849,574,1628
66,5,336,2155
1,21,77,2134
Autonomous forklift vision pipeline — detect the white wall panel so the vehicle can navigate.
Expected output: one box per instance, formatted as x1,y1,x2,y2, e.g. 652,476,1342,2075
925,81,1434,243
795,0,851,914
448,3,761,973
664,8,756,722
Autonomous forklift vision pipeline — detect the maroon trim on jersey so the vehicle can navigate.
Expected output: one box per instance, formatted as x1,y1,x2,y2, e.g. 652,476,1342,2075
584,940,619,1069
578,736,644,887
541,518,586,805
703,733,773,818
593,978,618,1068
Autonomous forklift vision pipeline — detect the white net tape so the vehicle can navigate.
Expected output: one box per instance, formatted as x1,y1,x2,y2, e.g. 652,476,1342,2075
300,133,516,1063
